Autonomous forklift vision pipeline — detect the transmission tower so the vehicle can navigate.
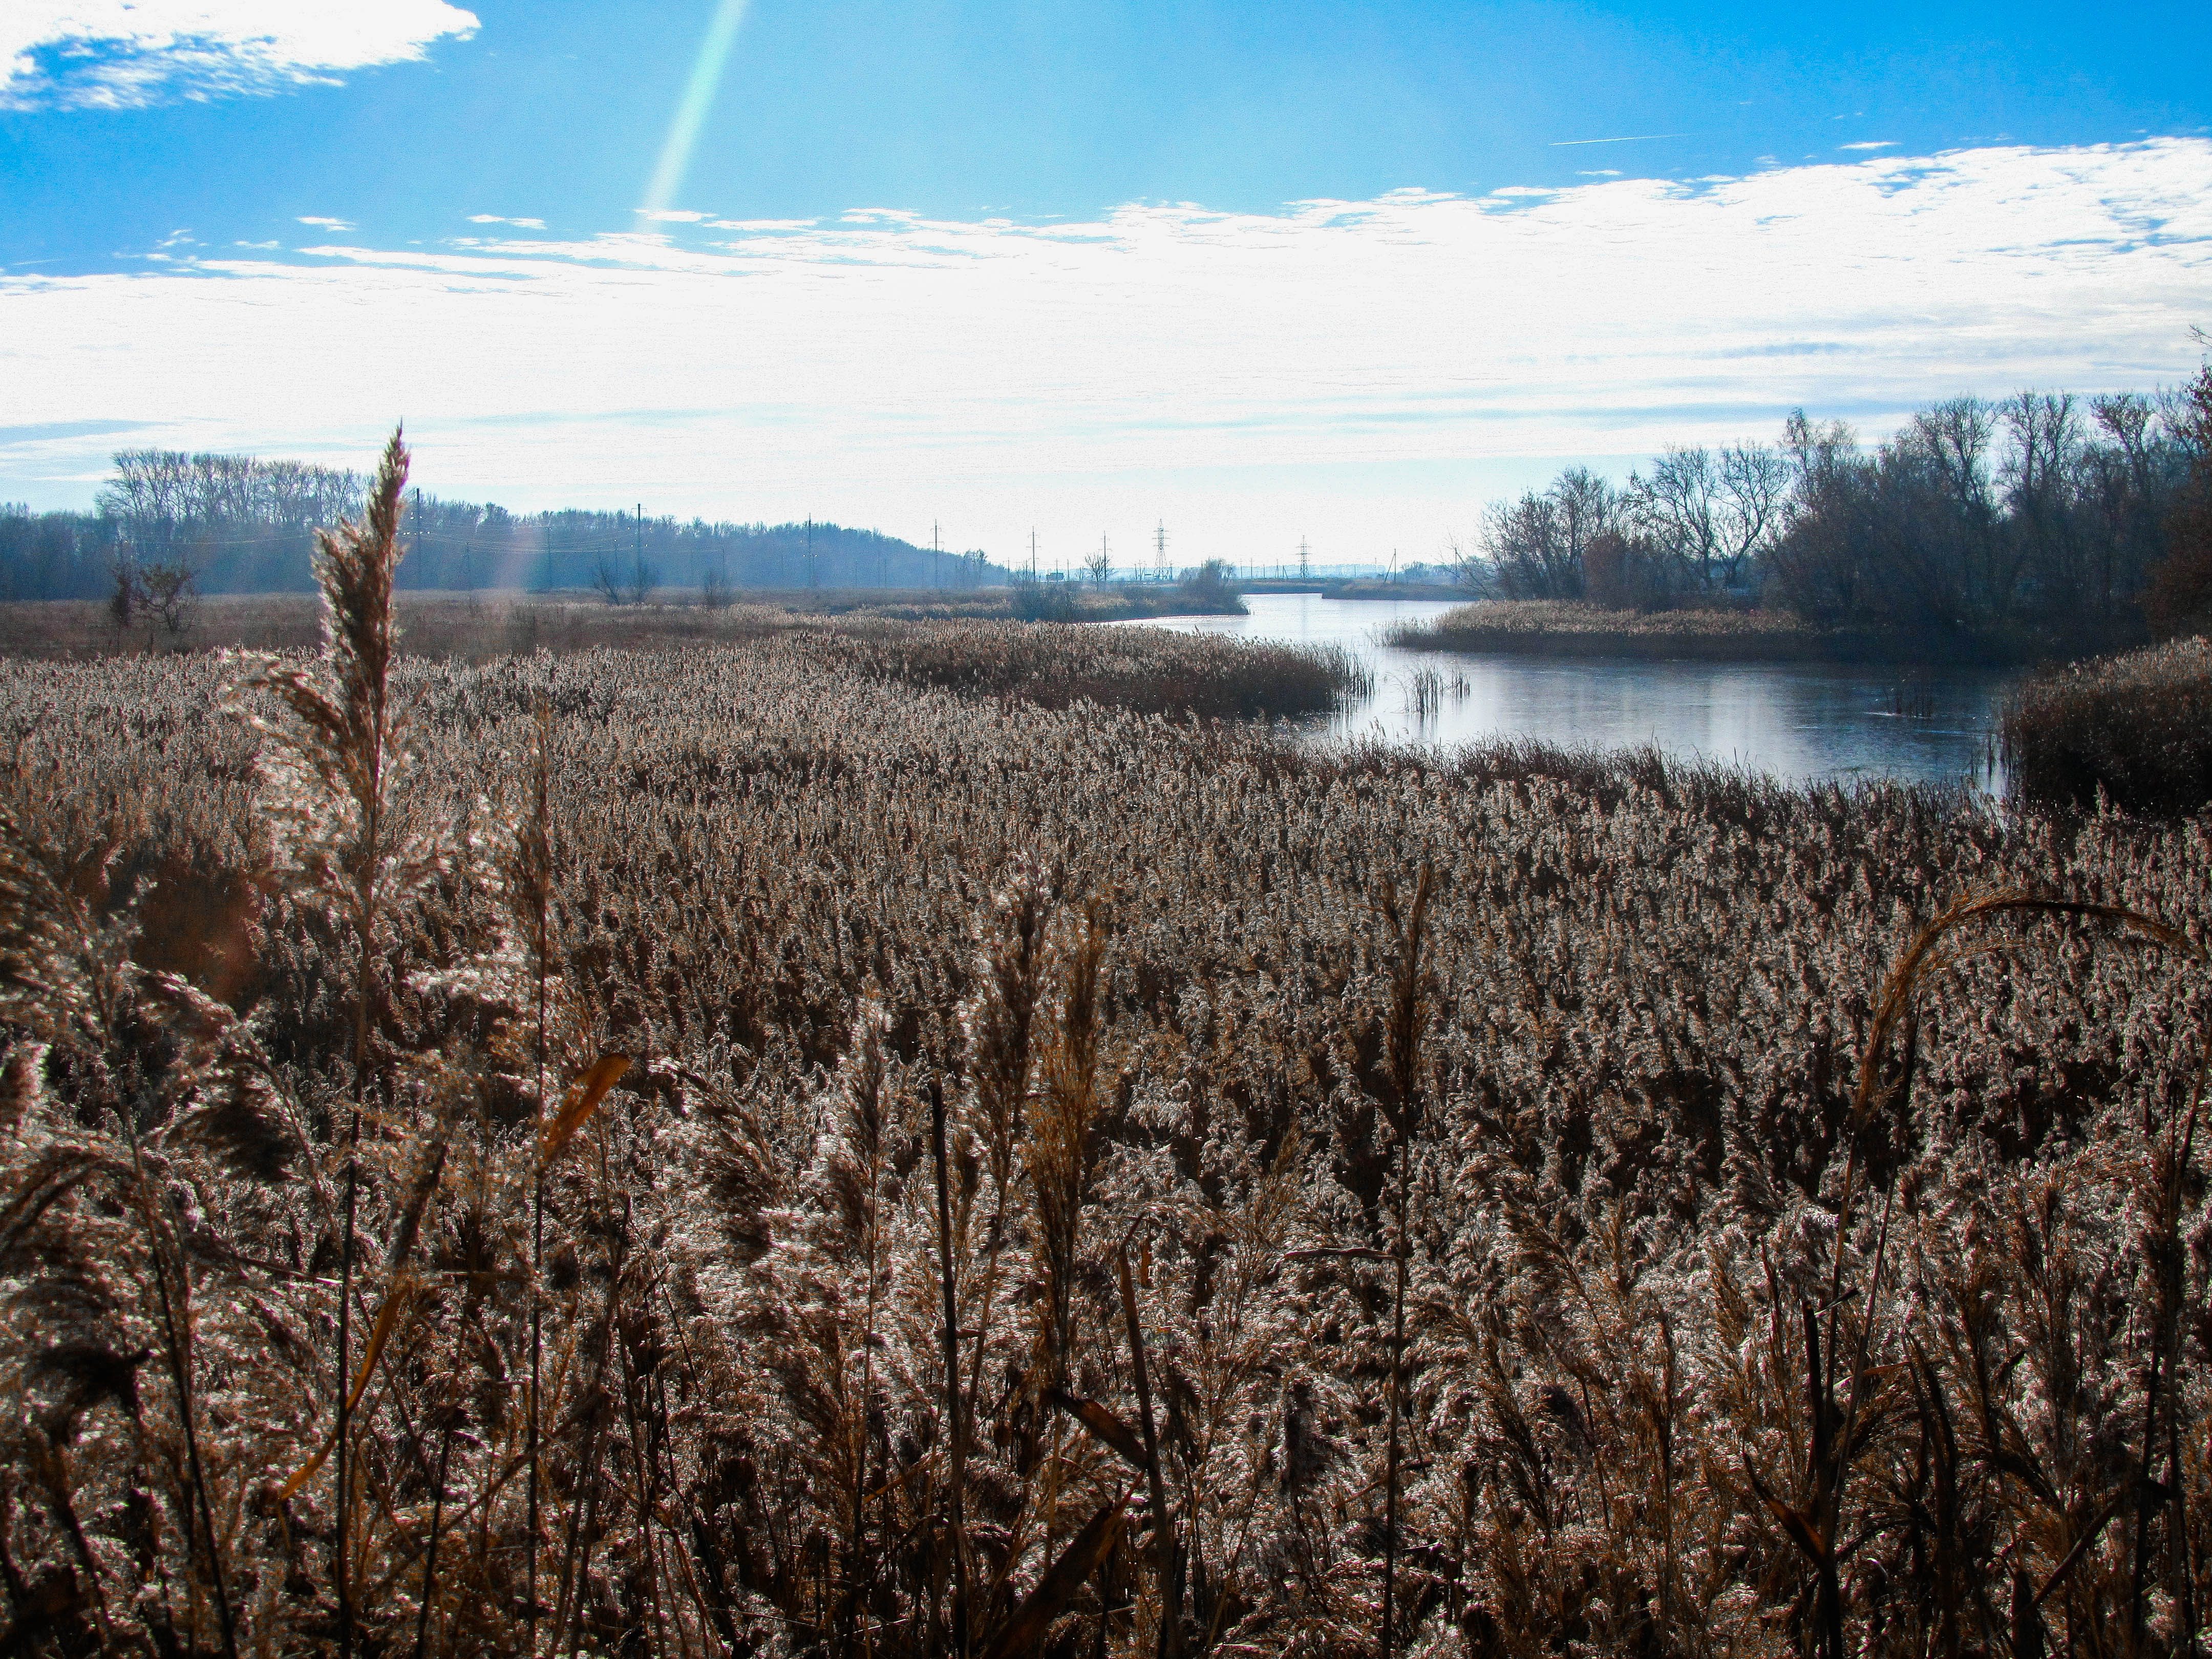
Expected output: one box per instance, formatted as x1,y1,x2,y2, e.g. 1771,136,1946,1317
1298,535,1311,582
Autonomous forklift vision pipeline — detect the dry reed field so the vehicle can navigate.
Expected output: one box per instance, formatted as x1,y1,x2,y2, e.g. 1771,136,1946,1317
1386,601,2131,667
2003,637,2212,819
0,584,1234,666
1386,602,1824,661
3,441,2211,1658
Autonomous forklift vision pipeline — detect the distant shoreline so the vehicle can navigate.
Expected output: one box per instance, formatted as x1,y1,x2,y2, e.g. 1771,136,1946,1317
0,584,1243,660
1384,601,2145,669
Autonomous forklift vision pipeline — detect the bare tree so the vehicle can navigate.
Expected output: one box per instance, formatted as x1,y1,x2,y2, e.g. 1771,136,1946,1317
1481,467,1618,599
2001,391,2089,610
1626,442,1787,592
138,555,199,636
1766,412,1870,621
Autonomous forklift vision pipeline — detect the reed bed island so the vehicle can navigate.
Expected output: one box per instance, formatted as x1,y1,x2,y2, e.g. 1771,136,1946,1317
2,445,2208,1657
1388,599,2149,668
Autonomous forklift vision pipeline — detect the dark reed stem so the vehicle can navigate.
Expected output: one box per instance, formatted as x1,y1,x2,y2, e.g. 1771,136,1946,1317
1379,861,1430,1659
335,1121,361,1659
930,1077,970,1659
1381,1220,1407,1659
105,1087,240,1659
1117,1238,1180,1658
411,1418,455,1659
524,693,552,1655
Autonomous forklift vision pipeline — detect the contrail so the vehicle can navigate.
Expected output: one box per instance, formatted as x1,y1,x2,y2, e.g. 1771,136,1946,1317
1548,133,1688,145
639,0,752,222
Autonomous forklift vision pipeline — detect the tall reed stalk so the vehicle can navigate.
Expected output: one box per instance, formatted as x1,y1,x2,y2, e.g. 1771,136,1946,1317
1377,864,1431,1659
247,426,419,1659
514,694,557,1652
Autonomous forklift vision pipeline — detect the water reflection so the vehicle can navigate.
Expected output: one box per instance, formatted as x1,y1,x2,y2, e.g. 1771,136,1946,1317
1117,593,2013,790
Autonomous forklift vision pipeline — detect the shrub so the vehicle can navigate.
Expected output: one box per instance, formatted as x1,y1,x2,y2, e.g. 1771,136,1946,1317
1011,579,1083,622
1176,558,1244,612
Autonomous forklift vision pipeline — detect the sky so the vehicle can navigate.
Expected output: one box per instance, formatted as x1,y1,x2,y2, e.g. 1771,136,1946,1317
2,1,2208,570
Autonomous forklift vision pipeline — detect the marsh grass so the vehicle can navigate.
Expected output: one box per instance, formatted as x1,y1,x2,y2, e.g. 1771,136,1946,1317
1388,599,2122,666
2002,634,2212,817
0,582,1240,664
0,593,1361,724
1387,600,1822,659
0,515,2208,1655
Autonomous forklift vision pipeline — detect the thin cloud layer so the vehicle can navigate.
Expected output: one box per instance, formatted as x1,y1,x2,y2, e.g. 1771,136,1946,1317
3,140,2207,557
2,1,479,109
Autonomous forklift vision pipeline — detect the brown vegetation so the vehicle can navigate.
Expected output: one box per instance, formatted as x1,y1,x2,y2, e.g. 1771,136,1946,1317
1389,598,2134,665
2002,634,2212,817
0,592,1348,724
1390,598,1817,654
0,584,1246,664
2,445,2210,1656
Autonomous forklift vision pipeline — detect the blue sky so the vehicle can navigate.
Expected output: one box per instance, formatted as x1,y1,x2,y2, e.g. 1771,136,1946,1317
3,0,2209,566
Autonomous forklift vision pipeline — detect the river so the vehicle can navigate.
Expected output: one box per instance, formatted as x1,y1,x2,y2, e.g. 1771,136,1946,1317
1118,593,2013,790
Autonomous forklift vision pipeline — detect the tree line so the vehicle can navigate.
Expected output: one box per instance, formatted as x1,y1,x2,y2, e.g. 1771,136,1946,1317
0,449,1005,602
1464,367,2212,636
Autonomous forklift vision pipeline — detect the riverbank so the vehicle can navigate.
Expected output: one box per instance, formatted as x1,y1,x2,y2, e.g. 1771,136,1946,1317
1386,599,2144,666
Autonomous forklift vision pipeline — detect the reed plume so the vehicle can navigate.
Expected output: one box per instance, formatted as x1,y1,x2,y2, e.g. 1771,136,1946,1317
243,424,433,1659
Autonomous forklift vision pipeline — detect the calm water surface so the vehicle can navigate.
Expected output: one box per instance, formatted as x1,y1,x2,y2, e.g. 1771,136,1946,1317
1119,593,2013,789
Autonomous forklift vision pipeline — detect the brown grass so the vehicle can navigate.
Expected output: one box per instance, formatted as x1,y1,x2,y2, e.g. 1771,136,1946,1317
0,583,1241,662
2002,633,2212,817
1390,598,2128,665
0,583,2208,1654
0,590,1351,723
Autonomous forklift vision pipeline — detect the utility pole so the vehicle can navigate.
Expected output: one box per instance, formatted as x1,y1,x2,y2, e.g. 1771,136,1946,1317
932,520,941,589
806,517,818,589
1155,520,1167,582
1029,529,1038,583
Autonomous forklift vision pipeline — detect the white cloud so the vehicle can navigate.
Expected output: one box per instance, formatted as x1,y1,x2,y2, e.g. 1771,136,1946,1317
296,215,352,230
469,215,547,229
1839,140,1898,152
2,1,478,110
3,141,2207,561
640,209,711,224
